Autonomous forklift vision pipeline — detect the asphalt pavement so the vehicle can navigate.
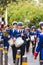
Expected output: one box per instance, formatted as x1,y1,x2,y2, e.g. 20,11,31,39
8,44,40,65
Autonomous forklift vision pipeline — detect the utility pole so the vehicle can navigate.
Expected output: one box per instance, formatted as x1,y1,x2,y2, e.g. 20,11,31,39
5,6,8,25
4,0,8,25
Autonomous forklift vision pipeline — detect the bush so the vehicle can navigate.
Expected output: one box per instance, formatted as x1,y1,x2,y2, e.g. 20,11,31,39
4,1,43,26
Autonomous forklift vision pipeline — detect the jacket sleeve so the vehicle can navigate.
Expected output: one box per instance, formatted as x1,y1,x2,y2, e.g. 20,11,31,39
9,29,13,38
36,35,42,53
36,41,41,53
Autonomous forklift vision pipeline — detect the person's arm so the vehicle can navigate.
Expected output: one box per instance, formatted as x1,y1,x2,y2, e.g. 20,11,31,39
9,29,13,38
34,39,41,59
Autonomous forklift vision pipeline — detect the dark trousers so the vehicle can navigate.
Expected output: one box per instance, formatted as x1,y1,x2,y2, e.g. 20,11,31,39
11,45,17,63
40,62,43,65
17,45,25,65
26,40,30,52
39,51,43,65
32,41,36,54
11,44,25,64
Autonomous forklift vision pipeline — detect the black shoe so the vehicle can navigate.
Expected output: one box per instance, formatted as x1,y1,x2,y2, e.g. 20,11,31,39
13,60,15,63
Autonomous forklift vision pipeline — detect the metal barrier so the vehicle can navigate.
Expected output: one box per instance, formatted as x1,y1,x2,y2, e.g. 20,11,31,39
15,50,21,65
0,44,3,65
4,47,8,65
0,44,28,65
22,55,28,65
0,43,8,65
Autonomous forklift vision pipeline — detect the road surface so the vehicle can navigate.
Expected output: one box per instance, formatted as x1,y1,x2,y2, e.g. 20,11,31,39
8,44,40,65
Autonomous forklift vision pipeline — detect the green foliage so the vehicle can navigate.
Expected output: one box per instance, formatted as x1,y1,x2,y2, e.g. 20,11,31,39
4,1,43,26
40,0,43,3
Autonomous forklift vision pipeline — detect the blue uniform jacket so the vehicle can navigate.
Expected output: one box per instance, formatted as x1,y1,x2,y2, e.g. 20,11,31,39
9,28,18,38
9,29,27,47
21,30,27,45
30,31,37,36
3,36,10,47
36,30,41,37
36,33,43,60
30,31,37,41
2,29,11,47
0,31,4,42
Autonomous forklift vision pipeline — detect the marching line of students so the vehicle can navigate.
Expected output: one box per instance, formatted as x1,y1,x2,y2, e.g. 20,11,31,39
0,20,43,65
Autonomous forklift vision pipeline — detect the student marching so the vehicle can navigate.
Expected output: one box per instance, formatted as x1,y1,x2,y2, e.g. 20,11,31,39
0,17,43,65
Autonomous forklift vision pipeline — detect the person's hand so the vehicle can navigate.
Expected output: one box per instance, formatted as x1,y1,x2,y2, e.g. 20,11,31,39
12,37,16,42
0,39,4,42
34,52,38,59
21,34,24,36
34,35,37,38
34,56,37,59
8,35,10,38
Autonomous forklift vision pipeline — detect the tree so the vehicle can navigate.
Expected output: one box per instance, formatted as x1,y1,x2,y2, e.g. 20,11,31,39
5,1,43,26
40,0,43,3
0,0,11,16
